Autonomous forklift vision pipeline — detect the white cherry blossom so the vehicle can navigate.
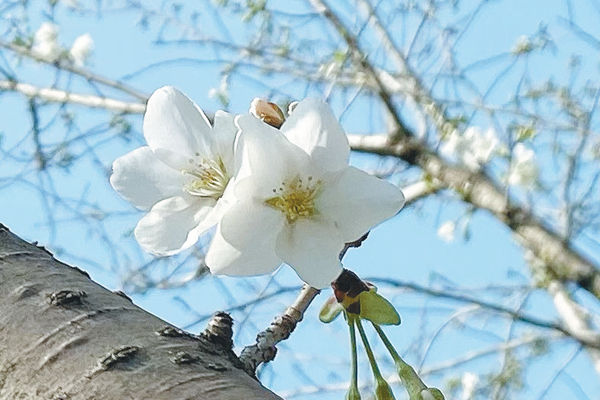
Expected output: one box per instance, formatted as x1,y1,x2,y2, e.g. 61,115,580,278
437,221,456,243
441,127,499,171
206,98,405,288
70,33,94,66
110,86,237,255
32,22,62,62
461,372,478,400
507,143,538,187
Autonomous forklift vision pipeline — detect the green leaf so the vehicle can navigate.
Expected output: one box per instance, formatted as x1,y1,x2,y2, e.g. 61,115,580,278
319,296,344,323
358,290,400,326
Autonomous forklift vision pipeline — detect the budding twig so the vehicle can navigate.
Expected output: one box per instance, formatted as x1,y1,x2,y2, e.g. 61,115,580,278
238,284,320,375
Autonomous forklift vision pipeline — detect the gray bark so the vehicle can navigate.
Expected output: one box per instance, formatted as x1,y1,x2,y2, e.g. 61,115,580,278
0,224,282,400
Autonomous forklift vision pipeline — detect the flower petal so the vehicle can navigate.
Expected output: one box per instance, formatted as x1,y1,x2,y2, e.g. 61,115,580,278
110,146,184,210
281,98,349,172
143,86,213,169
211,110,238,171
276,219,344,288
134,196,216,256
206,200,284,276
317,167,405,242
234,114,312,199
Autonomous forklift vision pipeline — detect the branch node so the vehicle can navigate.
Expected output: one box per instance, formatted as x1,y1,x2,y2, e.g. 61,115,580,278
48,290,87,307
201,312,234,350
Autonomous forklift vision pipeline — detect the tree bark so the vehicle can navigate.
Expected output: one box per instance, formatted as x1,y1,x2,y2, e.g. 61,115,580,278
0,224,282,400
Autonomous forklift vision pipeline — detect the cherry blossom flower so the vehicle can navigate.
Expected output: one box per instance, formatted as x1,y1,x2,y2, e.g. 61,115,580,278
461,372,478,400
70,33,94,66
206,98,405,288
110,86,237,255
507,143,538,187
32,22,62,62
437,221,456,243
441,127,499,171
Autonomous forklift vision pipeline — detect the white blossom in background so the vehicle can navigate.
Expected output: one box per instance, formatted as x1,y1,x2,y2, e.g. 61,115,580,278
437,221,456,243
32,22,62,62
318,61,342,78
110,86,237,255
69,33,94,66
512,35,533,54
441,127,499,171
206,98,405,288
461,372,478,400
507,143,538,187
61,0,79,8
208,75,230,106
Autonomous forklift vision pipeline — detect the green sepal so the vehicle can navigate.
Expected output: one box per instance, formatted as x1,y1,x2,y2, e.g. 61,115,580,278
346,385,362,400
375,377,396,399
419,388,445,400
319,296,344,323
358,289,401,326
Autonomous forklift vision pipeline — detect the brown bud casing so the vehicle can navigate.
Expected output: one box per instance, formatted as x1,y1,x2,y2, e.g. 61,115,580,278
250,98,285,128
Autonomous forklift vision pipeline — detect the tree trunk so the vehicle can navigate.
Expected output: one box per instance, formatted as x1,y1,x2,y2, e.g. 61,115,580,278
0,224,282,400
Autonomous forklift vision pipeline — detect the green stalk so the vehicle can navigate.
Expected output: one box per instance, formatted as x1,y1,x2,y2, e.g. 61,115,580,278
356,318,395,399
346,315,361,400
372,324,444,400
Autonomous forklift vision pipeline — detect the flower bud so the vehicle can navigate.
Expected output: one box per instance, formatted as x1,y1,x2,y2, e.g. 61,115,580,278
420,388,445,400
346,385,361,400
287,101,299,114
375,377,396,400
319,295,344,323
250,98,285,128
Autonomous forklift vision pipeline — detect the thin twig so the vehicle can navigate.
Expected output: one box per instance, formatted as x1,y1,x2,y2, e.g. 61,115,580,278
0,80,145,113
0,40,148,101
238,284,320,375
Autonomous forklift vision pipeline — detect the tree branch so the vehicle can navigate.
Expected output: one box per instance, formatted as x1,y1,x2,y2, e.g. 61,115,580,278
547,280,600,374
0,223,281,399
0,40,149,101
0,80,145,113
238,284,320,375
348,133,600,300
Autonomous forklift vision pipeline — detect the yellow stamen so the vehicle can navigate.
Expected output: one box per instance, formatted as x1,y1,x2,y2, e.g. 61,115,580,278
182,157,229,199
265,175,321,223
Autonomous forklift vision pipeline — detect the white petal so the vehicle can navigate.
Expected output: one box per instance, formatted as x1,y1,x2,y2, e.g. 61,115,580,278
317,167,405,242
110,146,184,210
134,196,216,256
235,114,312,199
143,86,213,169
211,110,237,171
276,219,344,289
206,200,284,275
281,98,349,172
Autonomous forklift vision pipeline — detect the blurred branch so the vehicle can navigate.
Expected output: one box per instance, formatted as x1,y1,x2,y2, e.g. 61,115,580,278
0,80,145,113
308,0,409,138
373,278,600,350
347,133,600,300
0,40,149,101
548,280,600,374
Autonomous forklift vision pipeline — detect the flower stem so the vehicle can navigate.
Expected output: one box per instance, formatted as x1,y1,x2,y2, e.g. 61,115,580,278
372,323,429,398
349,316,359,385
356,319,395,399
355,318,384,381
346,315,361,399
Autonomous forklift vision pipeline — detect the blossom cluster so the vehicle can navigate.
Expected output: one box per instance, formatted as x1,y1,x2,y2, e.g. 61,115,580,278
440,126,539,188
32,22,93,66
110,87,405,288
